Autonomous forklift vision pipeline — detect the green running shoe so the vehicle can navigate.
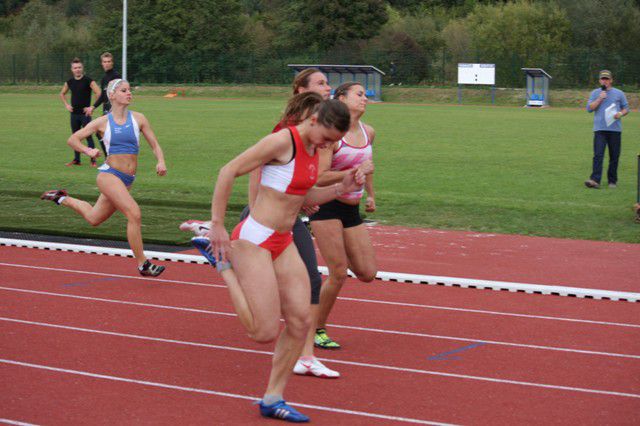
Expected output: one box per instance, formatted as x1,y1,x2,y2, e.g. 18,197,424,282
314,328,341,349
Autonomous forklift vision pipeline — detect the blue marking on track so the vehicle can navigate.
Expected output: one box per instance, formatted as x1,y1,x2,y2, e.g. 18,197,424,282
63,277,120,288
428,342,486,360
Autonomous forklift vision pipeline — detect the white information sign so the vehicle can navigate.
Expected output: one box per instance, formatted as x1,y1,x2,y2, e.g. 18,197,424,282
458,63,495,85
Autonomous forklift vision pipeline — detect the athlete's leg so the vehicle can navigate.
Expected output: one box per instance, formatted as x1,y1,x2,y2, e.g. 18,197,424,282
343,223,377,282
310,219,348,329
227,240,282,342
264,244,311,398
96,173,146,266
291,217,322,358
60,193,117,227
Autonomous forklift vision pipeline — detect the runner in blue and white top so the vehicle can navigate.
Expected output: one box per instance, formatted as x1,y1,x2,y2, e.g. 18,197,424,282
40,79,168,277
103,110,140,156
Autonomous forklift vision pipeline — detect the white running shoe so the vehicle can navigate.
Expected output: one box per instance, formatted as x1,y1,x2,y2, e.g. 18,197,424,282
179,220,211,236
293,357,340,379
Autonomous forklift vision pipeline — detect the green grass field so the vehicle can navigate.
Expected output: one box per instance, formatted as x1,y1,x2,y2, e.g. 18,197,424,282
1,90,639,245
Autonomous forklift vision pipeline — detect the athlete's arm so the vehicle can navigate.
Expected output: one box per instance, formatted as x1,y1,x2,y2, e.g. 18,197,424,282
304,168,366,207
364,124,376,212
60,83,73,112
315,143,374,186
314,144,347,186
67,116,107,158
135,112,166,176
365,174,376,212
209,133,292,261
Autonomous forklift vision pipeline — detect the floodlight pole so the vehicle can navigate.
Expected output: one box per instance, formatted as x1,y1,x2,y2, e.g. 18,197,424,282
122,0,127,80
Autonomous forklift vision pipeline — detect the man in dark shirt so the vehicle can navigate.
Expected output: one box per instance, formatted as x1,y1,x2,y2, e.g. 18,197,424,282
84,52,121,156
59,57,101,166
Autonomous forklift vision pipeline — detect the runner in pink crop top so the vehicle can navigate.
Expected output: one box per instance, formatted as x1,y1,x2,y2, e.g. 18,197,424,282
329,121,372,201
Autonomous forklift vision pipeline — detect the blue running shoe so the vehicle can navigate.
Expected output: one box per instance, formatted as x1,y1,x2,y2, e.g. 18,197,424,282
191,236,217,267
258,400,309,423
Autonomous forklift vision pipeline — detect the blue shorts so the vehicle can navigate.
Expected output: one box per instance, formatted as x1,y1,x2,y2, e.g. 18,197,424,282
98,163,136,187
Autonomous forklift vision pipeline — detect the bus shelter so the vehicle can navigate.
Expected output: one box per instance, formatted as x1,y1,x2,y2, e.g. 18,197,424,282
521,68,552,107
288,64,385,102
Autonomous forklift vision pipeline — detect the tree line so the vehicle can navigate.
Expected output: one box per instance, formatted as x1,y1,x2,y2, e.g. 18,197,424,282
1,0,639,87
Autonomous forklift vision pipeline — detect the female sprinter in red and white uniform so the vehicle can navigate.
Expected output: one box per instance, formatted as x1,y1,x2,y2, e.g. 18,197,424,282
40,79,167,276
206,99,363,422
309,82,377,349
183,69,340,378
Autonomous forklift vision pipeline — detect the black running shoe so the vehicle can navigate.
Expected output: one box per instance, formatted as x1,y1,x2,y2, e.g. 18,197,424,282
138,260,166,277
40,189,68,204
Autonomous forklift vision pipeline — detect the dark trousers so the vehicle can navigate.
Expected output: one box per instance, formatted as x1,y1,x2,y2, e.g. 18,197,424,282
590,131,621,184
70,113,95,162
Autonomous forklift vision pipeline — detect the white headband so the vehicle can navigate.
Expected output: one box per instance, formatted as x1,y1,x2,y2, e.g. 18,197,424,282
107,78,126,96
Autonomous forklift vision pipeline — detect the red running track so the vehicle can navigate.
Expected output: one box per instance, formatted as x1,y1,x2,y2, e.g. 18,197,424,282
362,225,640,292
1,245,639,425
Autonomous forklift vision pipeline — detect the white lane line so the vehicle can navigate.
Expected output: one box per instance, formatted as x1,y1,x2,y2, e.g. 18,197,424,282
327,323,640,359
0,262,224,289
0,286,235,317
1,286,638,360
0,420,39,426
0,358,453,425
2,317,639,400
338,296,640,329
3,238,639,302
2,262,638,329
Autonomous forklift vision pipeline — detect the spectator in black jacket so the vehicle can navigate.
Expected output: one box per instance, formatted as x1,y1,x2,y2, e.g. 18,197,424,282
85,52,121,156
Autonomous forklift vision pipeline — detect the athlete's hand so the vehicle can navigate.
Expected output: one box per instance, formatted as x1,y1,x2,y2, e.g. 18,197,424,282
84,106,95,117
208,222,230,263
86,148,101,159
340,168,365,194
301,205,319,216
357,160,374,175
156,162,167,176
65,104,73,113
365,196,376,213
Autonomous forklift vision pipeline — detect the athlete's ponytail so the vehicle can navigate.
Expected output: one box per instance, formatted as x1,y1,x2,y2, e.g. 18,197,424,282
315,99,350,133
281,92,324,126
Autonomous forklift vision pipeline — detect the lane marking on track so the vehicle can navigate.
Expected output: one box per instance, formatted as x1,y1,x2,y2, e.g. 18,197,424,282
0,358,454,425
327,323,640,359
0,420,39,426
0,262,225,289
1,286,638,359
337,296,640,328
2,239,639,302
0,286,235,317
1,262,638,329
428,343,487,360
2,317,639,400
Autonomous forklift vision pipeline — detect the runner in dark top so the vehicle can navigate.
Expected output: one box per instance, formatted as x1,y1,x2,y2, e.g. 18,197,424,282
59,57,101,166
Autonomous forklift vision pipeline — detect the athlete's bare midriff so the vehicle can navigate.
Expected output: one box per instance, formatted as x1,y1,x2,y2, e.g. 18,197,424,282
252,186,305,233
106,153,138,175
